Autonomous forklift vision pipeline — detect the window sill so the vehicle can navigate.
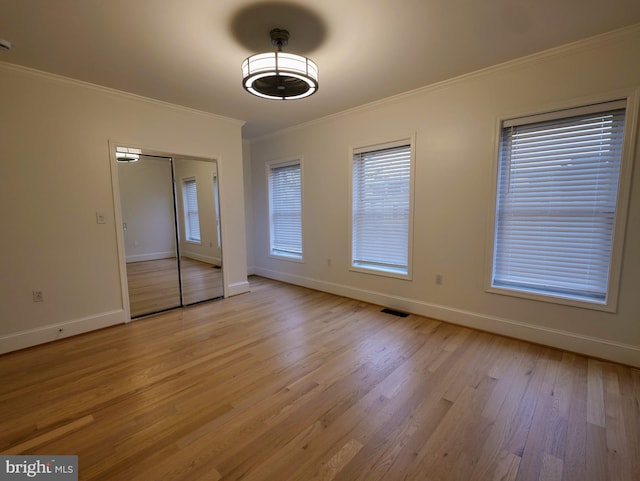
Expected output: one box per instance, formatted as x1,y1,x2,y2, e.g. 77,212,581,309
350,265,411,281
486,285,616,313
269,252,304,263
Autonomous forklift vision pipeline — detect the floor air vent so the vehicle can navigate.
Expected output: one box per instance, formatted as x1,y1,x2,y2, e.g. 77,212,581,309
381,308,409,318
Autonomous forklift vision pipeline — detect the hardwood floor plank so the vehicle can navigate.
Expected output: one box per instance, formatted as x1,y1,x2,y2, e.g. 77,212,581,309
404,381,494,481
586,423,608,481
620,368,640,479
587,359,606,427
312,439,364,481
491,451,521,481
538,453,563,481
215,333,424,480
328,335,461,481
603,365,633,481
514,355,562,481
4,415,94,455
560,353,588,481
330,380,453,481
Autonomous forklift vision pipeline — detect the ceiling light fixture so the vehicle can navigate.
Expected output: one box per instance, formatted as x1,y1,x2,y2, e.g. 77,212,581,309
116,152,140,162
242,28,318,100
115,147,141,163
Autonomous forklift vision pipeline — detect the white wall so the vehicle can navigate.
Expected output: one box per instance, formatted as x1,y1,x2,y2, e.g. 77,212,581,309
0,63,249,353
118,157,176,262
249,27,640,366
243,140,255,274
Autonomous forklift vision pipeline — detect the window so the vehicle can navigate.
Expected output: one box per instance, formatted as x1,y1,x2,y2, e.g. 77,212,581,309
267,160,303,260
491,99,631,308
182,178,201,243
351,139,413,278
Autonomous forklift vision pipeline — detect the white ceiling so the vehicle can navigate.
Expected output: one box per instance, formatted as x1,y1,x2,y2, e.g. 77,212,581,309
1,0,640,139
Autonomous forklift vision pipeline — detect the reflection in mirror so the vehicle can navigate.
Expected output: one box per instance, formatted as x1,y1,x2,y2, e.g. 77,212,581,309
174,158,224,305
118,155,181,317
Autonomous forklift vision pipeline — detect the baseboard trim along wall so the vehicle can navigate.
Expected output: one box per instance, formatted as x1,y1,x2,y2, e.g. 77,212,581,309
1,279,250,353
253,267,640,368
0,310,126,355
227,281,251,297
125,251,175,263
181,251,221,266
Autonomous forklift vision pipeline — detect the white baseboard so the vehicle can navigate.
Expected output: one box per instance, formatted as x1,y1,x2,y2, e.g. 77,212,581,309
247,265,256,276
227,281,251,297
253,267,640,368
125,251,175,263
0,310,126,355
181,251,221,266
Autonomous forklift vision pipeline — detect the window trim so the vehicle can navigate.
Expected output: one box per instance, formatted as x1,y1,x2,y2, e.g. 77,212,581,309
485,90,639,312
182,177,202,245
349,135,416,280
266,157,304,263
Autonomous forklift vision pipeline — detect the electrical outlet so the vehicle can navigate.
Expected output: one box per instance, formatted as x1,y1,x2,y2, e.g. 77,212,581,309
96,211,106,224
32,290,44,302
435,274,443,285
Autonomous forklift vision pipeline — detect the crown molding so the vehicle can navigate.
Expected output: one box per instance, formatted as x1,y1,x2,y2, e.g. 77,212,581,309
249,22,640,143
0,61,246,127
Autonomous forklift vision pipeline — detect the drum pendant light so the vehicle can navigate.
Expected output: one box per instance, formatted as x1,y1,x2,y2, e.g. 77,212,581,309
242,28,318,100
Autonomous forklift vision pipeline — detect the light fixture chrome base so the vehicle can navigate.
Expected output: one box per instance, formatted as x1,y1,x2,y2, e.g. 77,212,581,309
270,29,289,49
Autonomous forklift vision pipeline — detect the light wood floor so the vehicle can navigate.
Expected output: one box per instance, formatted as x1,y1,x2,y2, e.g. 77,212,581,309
126,257,223,317
126,258,181,317
1,277,638,481
181,257,223,306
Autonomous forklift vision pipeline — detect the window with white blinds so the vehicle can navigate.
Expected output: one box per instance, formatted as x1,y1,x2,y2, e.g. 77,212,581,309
183,178,201,243
492,100,627,305
268,160,303,259
352,140,413,277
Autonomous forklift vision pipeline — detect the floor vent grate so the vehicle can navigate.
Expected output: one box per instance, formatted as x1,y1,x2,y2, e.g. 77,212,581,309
381,308,409,318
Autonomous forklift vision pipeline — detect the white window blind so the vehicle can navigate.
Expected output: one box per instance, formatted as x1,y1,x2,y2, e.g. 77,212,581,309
268,162,302,259
352,142,411,275
183,178,201,242
493,100,626,303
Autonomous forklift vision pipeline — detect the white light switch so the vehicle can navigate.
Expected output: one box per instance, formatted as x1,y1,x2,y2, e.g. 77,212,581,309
96,211,106,224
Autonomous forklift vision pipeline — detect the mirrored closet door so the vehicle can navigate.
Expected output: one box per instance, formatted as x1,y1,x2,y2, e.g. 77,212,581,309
117,149,223,318
174,157,224,305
